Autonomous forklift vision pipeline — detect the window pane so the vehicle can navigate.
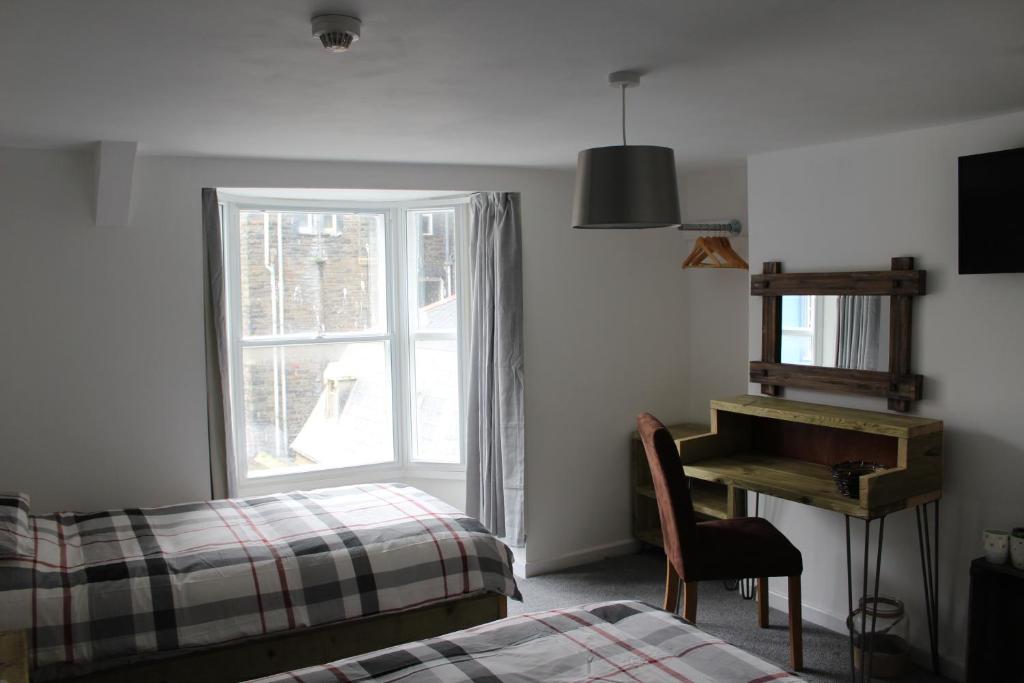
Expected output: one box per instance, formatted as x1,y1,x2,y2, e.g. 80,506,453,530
241,341,394,475
410,209,457,331
239,211,386,337
780,333,815,365
411,338,460,463
239,211,274,337
781,295,814,332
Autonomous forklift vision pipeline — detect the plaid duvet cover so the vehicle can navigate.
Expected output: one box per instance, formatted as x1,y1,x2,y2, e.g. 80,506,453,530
250,601,802,683
0,483,519,672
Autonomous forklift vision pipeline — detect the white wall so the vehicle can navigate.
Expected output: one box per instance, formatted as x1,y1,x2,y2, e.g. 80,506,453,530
0,149,214,512
521,164,750,574
520,163,753,573
747,109,1024,677
679,166,750,422
2,148,748,576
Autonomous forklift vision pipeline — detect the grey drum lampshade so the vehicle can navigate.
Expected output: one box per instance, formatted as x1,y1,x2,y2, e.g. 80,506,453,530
572,145,681,229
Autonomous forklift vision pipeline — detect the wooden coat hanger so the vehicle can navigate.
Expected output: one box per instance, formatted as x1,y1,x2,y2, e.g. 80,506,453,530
681,236,708,267
713,236,749,269
682,235,748,270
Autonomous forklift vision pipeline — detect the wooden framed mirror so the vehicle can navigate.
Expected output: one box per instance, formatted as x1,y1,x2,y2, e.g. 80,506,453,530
749,257,926,412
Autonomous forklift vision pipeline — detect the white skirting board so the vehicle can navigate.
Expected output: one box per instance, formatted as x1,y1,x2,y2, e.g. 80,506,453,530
514,538,639,578
767,589,964,682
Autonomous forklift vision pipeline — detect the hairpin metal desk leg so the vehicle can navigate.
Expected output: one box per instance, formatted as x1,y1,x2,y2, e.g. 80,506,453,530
845,514,886,683
859,518,870,683
845,516,855,682
865,516,885,682
916,500,941,675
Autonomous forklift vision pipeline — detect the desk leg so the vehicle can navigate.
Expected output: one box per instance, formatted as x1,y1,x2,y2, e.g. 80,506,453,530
844,514,886,683
845,517,855,680
915,500,940,675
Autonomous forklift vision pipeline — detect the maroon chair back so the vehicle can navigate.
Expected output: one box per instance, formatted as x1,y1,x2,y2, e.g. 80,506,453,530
636,413,698,579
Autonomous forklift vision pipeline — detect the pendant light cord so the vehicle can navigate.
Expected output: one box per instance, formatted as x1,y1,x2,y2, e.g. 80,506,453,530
621,84,627,146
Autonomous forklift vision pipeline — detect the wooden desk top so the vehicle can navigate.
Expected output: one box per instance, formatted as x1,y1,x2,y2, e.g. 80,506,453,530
712,395,943,439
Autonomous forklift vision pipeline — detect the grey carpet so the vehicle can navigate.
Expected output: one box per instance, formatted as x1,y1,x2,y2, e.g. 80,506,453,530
509,550,948,683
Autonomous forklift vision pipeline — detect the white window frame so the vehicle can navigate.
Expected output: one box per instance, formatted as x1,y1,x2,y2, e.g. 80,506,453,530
219,193,470,497
781,295,836,367
781,294,817,366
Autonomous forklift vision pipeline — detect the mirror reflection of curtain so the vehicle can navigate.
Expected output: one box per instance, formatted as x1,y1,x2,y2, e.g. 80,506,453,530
836,295,882,370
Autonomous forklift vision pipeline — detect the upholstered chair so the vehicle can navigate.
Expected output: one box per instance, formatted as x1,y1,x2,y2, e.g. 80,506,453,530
637,412,804,671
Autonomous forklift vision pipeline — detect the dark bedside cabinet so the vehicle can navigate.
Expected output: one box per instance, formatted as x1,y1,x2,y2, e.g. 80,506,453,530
967,557,1024,682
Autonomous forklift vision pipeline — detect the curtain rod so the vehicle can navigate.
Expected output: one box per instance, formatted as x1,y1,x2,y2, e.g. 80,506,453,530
677,219,742,235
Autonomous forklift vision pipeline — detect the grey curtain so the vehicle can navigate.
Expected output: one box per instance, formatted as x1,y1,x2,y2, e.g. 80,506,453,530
465,192,525,546
202,188,237,498
836,295,882,370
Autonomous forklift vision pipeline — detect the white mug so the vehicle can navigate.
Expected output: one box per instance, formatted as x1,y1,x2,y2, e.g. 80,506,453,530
983,529,1009,564
1011,529,1024,571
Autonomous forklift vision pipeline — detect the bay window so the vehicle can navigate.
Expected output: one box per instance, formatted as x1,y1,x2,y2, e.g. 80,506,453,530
219,191,468,494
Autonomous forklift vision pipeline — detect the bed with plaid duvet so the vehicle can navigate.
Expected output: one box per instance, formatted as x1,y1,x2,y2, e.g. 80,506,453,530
0,483,520,674
248,600,802,682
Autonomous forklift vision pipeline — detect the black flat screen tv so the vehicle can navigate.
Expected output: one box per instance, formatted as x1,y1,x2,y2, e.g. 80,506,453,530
958,146,1024,274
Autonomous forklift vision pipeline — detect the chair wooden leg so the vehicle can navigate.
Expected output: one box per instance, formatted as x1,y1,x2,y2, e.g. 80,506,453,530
788,575,803,671
663,559,680,613
757,577,769,627
682,581,698,624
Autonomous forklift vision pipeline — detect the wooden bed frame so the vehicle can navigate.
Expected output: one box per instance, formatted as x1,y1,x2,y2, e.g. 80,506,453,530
32,593,507,682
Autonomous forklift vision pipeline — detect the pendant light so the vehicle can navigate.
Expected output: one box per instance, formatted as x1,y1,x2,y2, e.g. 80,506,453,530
572,71,681,229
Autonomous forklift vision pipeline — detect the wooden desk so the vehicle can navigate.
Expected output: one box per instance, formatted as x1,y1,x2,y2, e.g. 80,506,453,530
631,395,943,681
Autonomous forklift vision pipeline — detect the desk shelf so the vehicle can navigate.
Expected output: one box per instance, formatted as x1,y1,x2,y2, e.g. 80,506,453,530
685,451,877,518
635,482,731,520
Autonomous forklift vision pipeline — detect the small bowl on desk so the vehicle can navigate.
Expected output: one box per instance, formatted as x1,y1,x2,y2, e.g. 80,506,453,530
831,461,885,499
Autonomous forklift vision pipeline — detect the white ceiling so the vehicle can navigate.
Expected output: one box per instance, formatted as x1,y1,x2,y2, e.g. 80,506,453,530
1,1,1022,168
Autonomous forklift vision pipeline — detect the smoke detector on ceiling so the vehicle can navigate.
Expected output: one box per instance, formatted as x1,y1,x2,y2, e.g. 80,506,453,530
311,14,362,53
